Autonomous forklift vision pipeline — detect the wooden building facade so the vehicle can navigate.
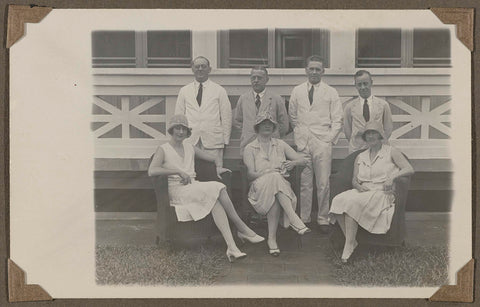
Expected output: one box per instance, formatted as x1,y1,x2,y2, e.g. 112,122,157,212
92,29,452,214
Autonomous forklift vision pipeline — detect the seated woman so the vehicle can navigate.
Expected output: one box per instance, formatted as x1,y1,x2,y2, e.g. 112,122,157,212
148,114,264,263
243,112,310,257
329,122,414,263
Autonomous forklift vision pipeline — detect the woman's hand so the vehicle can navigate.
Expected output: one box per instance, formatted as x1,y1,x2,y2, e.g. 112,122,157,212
216,167,231,179
178,171,192,185
383,177,394,191
282,160,295,171
356,182,370,192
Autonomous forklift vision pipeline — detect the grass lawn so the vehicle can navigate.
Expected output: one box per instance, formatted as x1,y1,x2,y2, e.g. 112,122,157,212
327,243,449,287
96,236,448,287
96,243,229,286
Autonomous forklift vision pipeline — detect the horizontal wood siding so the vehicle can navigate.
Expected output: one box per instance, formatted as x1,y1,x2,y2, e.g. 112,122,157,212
92,69,452,165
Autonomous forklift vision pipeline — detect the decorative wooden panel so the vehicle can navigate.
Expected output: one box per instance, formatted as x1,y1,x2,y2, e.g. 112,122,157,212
92,96,167,140
386,96,451,140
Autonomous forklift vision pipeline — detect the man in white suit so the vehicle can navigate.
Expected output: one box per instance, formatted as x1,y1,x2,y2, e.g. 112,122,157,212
288,55,343,233
175,56,232,167
344,70,393,153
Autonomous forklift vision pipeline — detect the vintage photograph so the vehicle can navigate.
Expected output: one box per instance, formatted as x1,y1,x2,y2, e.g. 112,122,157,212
92,27,452,286
8,9,471,298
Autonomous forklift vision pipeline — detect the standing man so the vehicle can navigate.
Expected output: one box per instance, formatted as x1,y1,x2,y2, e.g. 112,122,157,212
288,55,343,233
175,56,232,167
344,70,393,153
234,66,289,155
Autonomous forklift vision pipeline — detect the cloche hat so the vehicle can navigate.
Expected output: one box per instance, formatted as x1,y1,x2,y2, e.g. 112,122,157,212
167,114,192,137
360,121,386,141
253,112,278,133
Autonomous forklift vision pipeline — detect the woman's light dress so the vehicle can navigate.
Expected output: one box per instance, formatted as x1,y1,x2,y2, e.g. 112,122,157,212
329,145,399,234
244,138,297,228
161,142,225,222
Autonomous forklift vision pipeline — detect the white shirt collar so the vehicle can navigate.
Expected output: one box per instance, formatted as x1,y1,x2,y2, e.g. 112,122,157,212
253,89,266,99
308,81,322,89
194,79,210,89
359,95,373,106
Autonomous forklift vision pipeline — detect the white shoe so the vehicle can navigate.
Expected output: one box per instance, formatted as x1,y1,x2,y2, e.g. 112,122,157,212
237,231,265,244
290,224,311,235
226,249,247,263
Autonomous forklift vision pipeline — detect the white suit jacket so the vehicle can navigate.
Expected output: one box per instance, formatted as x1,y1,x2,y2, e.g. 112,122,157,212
288,81,343,151
343,96,393,153
175,79,232,149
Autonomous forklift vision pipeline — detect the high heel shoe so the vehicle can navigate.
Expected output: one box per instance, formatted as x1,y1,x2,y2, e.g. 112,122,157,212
341,241,358,264
269,248,281,257
290,224,311,235
237,231,265,244
267,241,280,257
226,249,247,263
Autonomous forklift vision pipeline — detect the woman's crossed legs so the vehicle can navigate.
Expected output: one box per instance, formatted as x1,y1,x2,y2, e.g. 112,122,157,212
266,192,307,250
211,187,258,254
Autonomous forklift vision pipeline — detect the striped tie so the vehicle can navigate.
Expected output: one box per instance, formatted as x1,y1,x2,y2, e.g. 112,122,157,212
255,94,261,111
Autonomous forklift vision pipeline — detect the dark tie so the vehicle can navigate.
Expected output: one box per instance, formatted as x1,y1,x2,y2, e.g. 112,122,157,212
196,83,203,106
255,94,261,111
308,85,314,105
363,99,370,122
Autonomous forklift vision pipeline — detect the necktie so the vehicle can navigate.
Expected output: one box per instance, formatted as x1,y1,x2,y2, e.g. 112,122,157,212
363,99,370,122
255,94,261,111
308,85,314,105
196,83,203,106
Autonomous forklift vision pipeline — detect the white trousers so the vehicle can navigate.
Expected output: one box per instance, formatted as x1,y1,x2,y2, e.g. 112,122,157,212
299,136,332,225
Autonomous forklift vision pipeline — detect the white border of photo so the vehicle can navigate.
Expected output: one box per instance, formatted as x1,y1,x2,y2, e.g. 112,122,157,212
9,9,471,298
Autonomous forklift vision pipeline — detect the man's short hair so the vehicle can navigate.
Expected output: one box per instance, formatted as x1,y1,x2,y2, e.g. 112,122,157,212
305,55,325,67
250,66,269,76
191,56,210,67
354,70,372,80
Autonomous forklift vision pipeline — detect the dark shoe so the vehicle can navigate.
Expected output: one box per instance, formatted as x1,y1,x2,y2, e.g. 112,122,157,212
304,222,313,229
318,224,331,234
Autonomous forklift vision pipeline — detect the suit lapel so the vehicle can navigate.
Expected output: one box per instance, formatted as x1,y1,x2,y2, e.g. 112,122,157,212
305,82,314,110
189,82,201,111
371,96,380,116
356,97,366,124
262,90,274,113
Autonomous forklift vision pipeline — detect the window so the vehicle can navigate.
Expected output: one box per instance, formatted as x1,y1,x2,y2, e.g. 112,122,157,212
92,31,192,68
227,29,269,67
276,29,330,68
357,29,402,67
92,31,136,68
413,29,450,67
356,28,451,68
146,31,191,67
219,28,330,68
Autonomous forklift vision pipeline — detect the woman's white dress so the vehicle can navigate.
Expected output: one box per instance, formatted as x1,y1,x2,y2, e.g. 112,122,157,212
244,138,297,228
329,145,399,234
161,142,225,222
